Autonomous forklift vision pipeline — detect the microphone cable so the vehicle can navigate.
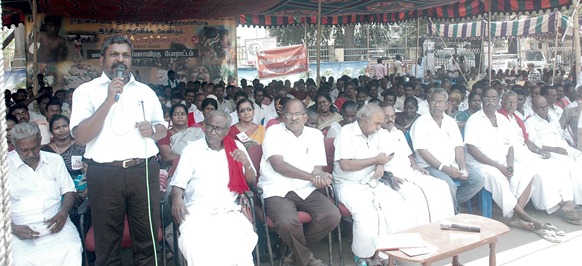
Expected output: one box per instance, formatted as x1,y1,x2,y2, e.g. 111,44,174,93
141,100,159,266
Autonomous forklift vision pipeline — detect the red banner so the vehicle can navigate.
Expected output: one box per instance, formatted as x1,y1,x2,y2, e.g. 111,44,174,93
256,45,308,79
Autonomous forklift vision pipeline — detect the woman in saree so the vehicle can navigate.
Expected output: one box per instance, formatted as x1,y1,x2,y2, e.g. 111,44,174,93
228,98,265,149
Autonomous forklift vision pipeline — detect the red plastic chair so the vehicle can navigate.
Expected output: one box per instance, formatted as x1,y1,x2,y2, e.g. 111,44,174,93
323,137,349,265
79,202,165,266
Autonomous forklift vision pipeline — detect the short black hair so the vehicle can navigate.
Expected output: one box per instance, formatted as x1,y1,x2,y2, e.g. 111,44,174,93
100,35,133,56
45,98,62,112
9,103,28,114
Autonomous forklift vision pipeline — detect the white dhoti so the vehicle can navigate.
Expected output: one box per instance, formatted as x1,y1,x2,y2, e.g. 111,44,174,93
12,219,82,266
550,152,582,206
399,172,455,224
467,161,536,217
516,149,575,214
178,206,257,266
336,182,416,258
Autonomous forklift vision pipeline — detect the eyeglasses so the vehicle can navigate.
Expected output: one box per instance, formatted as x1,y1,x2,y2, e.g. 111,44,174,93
482,97,499,102
238,107,253,113
205,124,227,134
429,100,446,105
284,112,306,119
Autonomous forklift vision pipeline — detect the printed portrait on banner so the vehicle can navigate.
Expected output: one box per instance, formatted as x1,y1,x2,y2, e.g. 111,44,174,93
25,15,237,90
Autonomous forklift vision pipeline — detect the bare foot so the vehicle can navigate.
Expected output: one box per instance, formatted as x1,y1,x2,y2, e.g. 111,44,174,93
509,218,535,231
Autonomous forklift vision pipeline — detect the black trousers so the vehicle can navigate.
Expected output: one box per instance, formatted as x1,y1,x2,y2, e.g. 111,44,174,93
86,158,160,266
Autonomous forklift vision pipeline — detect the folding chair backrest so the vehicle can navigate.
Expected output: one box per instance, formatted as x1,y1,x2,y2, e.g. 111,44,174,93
323,138,335,174
248,144,263,176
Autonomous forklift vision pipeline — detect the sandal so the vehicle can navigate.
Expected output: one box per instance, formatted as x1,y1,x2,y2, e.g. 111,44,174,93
543,222,566,237
533,228,562,243
354,255,368,266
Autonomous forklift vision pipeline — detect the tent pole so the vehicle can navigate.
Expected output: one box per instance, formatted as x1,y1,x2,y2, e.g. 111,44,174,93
32,0,39,94
415,18,420,77
305,19,308,78
573,0,582,151
0,0,15,264
304,18,308,46
488,0,492,85
367,25,370,60
316,0,322,87
552,15,559,85
429,18,468,83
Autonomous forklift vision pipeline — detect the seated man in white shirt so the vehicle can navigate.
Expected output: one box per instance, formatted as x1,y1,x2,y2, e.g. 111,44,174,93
540,85,563,121
465,89,559,241
333,103,454,265
8,122,82,265
527,96,581,159
253,87,272,125
410,88,484,213
9,103,51,145
512,87,534,121
500,91,582,224
380,104,454,223
170,111,258,265
259,99,340,266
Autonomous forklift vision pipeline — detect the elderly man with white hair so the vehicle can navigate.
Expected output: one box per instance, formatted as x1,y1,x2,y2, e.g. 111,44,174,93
380,103,455,222
333,103,451,265
8,122,82,265
171,110,258,265
526,95,582,224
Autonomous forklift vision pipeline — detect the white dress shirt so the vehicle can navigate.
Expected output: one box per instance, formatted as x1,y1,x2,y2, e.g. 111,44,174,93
410,113,464,168
258,124,326,199
70,73,165,162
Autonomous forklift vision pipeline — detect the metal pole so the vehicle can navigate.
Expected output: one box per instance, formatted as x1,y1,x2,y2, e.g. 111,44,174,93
305,19,308,78
415,18,420,77
0,0,15,264
304,19,308,46
32,0,39,94
552,15,560,85
316,0,322,86
573,0,582,151
404,24,408,59
488,0,492,85
367,25,370,60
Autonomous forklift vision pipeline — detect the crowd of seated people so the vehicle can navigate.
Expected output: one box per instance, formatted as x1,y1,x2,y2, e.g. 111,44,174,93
5,60,582,266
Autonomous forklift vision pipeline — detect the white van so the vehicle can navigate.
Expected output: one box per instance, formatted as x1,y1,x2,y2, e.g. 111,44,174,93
522,50,548,70
483,53,519,71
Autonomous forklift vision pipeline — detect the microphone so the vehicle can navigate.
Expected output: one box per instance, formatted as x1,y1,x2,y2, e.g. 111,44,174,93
115,64,125,102
440,220,481,233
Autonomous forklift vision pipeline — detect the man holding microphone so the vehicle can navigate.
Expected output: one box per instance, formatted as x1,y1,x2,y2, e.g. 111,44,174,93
70,35,167,265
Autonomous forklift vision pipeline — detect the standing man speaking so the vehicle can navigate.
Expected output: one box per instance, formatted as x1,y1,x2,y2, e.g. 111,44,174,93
70,35,167,265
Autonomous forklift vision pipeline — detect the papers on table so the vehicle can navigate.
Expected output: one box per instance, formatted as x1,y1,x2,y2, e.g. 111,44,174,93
373,233,439,257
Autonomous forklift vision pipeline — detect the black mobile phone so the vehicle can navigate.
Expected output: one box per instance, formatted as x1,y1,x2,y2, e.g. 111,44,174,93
389,152,395,156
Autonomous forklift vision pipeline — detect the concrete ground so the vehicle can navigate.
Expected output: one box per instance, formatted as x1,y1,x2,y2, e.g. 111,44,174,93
302,203,582,266
141,202,581,266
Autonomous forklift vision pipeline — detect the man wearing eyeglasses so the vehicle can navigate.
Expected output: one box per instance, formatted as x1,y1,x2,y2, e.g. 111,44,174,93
259,99,340,266
410,88,483,214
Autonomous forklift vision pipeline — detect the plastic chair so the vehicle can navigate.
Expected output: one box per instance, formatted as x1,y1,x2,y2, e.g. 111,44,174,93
78,199,166,266
247,144,334,266
323,137,347,266
454,180,492,218
167,151,260,266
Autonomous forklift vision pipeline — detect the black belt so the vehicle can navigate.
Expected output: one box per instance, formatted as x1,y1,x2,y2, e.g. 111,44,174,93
87,156,156,168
